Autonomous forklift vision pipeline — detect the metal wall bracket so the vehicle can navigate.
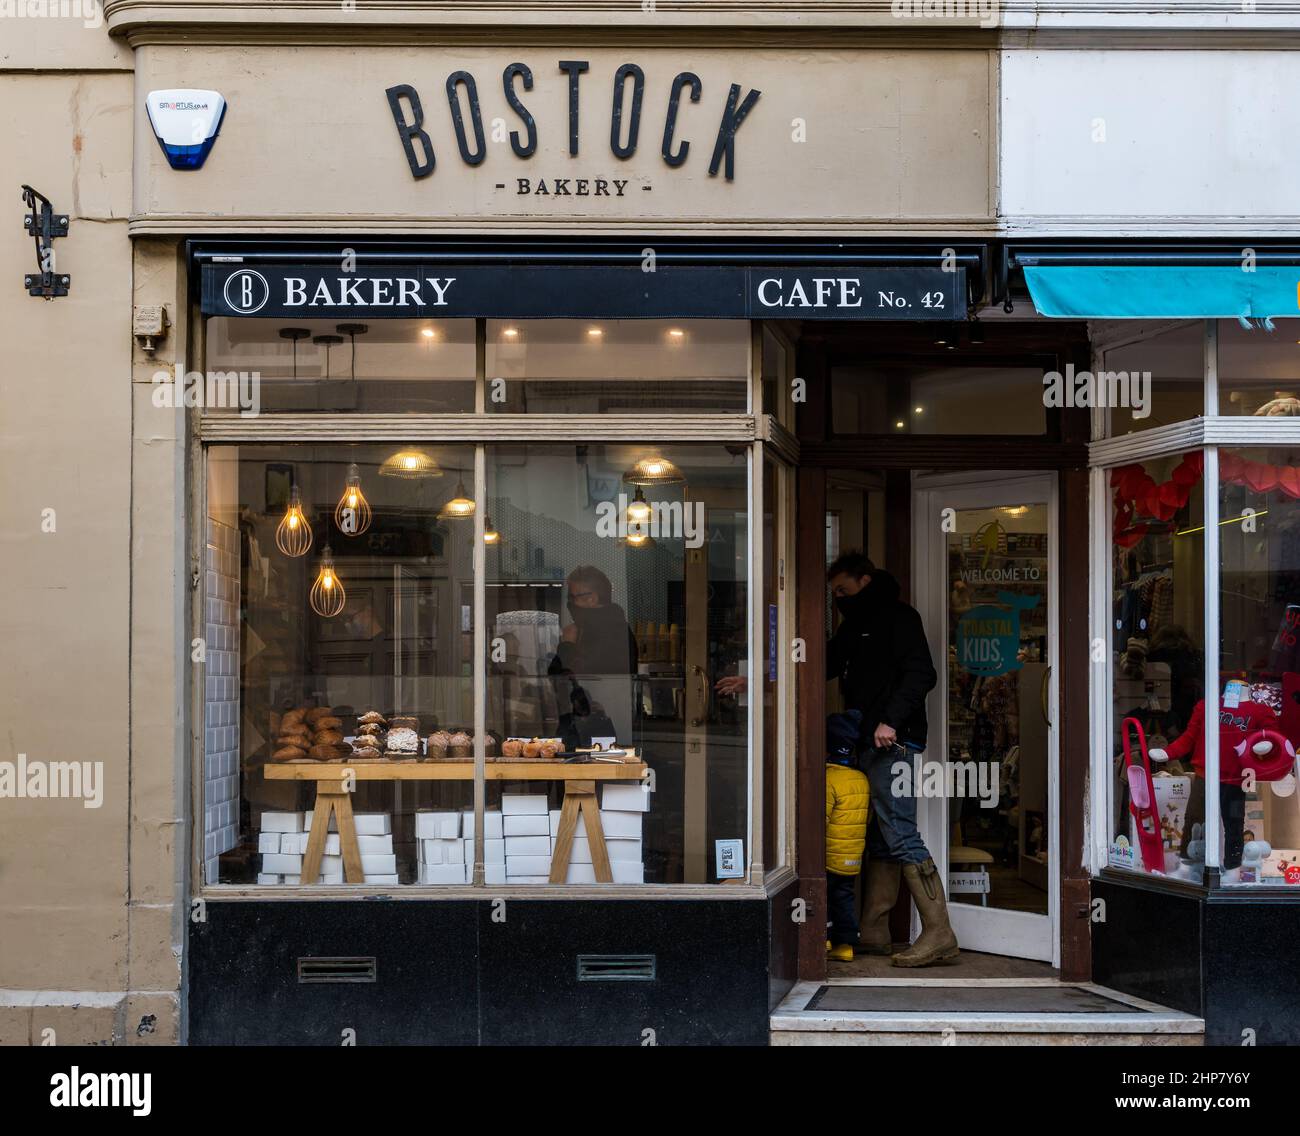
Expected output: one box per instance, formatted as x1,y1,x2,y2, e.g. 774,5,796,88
21,185,70,299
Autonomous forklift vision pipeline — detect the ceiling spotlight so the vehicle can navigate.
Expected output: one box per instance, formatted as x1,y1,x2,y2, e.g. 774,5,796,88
502,327,519,339
421,327,437,339
440,478,476,519
587,326,604,339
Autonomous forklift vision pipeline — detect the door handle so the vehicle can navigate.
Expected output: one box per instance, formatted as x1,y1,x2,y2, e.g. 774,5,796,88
1041,665,1051,726
690,664,710,727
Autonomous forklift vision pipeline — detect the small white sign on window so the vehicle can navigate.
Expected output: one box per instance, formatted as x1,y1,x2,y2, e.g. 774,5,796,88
715,838,745,879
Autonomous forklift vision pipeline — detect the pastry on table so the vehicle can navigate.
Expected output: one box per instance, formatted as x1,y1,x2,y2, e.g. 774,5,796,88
313,729,345,746
539,740,560,760
386,726,419,754
272,745,307,762
358,710,388,726
281,708,307,730
390,715,419,731
425,730,451,760
522,740,541,760
501,738,523,760
305,706,335,726
357,722,386,737
313,715,343,731
448,731,472,758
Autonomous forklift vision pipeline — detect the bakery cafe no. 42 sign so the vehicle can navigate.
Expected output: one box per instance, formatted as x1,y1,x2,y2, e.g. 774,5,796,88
384,60,761,194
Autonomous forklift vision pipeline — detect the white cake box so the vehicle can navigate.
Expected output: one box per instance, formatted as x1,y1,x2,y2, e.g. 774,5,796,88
421,838,465,865
419,862,469,885
281,832,341,855
261,852,303,874
503,814,550,836
461,810,504,840
484,863,506,885
261,811,304,833
551,837,643,865
258,833,281,854
501,793,549,815
356,834,394,855
302,810,337,832
416,810,461,839
283,875,301,884
256,872,281,884
320,855,343,874
361,854,397,874
601,783,653,812
506,854,553,875
505,835,551,857
549,809,581,837
598,811,643,839
463,837,505,864
364,874,399,886
505,875,549,885
563,860,645,884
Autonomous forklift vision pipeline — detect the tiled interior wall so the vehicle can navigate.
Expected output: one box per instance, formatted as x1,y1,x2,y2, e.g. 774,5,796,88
205,518,240,881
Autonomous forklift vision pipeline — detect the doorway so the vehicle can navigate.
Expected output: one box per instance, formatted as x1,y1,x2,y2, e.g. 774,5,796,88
913,472,1059,964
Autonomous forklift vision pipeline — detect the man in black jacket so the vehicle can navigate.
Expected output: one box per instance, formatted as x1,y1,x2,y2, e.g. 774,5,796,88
827,551,958,968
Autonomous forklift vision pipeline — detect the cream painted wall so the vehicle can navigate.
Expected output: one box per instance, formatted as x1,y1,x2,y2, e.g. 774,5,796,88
0,20,167,1042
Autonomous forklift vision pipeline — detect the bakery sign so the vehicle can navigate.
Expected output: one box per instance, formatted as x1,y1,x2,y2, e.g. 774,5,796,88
201,262,967,321
385,61,761,188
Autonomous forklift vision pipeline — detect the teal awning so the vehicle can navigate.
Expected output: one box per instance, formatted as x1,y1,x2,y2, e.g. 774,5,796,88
1024,265,1300,319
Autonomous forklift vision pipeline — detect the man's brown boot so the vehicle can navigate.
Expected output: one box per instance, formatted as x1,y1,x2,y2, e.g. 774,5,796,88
892,858,959,967
858,860,902,956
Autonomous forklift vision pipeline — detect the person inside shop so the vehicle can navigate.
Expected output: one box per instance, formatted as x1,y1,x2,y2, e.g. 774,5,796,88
548,565,639,748
826,710,870,963
711,553,958,964
827,551,957,968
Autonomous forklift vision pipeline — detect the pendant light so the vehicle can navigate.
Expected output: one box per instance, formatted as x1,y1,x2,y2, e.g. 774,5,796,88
275,484,313,557
440,478,476,519
334,462,372,536
625,455,685,486
483,516,501,545
278,328,310,378
336,323,369,380
626,486,652,525
624,530,653,549
312,334,344,378
379,449,443,479
309,545,346,617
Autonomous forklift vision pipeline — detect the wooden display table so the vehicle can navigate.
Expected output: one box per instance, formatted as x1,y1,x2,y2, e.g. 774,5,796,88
264,758,648,885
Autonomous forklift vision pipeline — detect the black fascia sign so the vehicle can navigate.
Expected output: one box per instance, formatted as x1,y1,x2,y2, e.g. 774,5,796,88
383,61,761,181
202,263,966,321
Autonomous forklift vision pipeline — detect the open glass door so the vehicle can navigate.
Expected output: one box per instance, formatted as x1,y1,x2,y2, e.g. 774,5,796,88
913,473,1059,963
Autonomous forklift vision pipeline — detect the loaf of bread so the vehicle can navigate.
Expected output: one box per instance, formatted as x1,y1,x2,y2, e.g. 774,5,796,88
313,729,344,746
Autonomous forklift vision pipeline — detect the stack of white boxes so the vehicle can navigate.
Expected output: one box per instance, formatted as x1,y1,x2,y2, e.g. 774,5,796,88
256,810,397,885
417,809,465,884
547,782,648,884
503,794,552,884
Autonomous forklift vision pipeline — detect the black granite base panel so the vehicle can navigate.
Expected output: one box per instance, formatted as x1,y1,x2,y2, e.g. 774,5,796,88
1204,896,1300,1046
187,897,777,1046
1090,876,1203,1017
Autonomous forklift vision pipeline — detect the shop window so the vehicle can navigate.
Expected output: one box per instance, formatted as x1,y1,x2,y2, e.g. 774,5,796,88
1101,321,1204,435
762,325,796,427
831,364,1047,435
483,443,750,884
484,319,749,413
1218,318,1300,417
1107,452,1205,881
1218,446,1300,885
203,318,476,413
206,443,476,887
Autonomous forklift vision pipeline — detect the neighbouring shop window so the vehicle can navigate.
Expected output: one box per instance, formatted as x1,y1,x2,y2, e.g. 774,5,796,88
483,443,750,884
1101,321,1204,435
1218,446,1300,885
203,318,476,413
1218,318,1300,417
206,443,476,887
1108,452,1205,880
762,325,795,426
484,319,749,413
831,364,1048,435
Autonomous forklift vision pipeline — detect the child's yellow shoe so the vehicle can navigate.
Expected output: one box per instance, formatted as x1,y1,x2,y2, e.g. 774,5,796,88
828,943,855,963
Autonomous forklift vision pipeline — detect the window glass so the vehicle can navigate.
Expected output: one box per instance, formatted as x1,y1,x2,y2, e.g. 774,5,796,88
1218,446,1300,885
762,326,793,425
831,364,1047,434
484,443,749,884
1102,321,1204,434
1108,452,1205,881
203,318,476,413
1218,319,1300,417
484,320,748,413
206,443,476,887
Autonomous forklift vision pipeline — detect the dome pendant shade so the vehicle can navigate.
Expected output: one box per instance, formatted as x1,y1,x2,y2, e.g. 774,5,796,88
380,449,443,479
624,455,685,486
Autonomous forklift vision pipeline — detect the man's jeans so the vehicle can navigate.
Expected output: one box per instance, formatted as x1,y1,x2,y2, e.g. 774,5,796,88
863,743,933,865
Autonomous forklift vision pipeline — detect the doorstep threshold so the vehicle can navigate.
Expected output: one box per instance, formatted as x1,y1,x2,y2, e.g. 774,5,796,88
771,979,1204,1034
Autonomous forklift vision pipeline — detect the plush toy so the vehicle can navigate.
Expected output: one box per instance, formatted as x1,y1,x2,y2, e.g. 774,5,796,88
1233,727,1297,783
1253,392,1300,417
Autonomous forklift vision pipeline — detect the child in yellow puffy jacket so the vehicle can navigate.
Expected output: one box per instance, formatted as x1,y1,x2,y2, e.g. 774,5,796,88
826,710,870,962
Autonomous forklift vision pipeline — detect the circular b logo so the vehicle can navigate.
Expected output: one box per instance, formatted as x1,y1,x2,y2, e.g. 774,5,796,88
223,269,270,314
